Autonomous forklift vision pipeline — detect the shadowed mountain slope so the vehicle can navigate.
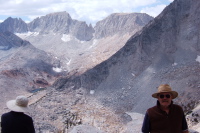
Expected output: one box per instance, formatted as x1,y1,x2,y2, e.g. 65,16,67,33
0,31,29,50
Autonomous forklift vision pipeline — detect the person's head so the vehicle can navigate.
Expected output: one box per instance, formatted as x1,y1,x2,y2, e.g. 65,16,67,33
152,84,178,107
6,95,29,112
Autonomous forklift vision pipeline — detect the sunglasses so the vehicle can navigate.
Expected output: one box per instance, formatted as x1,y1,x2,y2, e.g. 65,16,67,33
159,94,171,99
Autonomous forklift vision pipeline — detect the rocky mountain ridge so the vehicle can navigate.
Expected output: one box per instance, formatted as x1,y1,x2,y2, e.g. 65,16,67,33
0,11,153,41
0,0,200,132
0,11,94,41
5,11,153,74
28,11,94,41
0,17,28,33
94,13,153,39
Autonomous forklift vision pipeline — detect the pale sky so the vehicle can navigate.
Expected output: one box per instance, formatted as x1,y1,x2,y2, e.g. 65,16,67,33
0,0,174,25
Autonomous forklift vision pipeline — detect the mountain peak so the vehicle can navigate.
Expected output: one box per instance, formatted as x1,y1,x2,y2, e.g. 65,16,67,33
0,17,28,33
27,11,94,40
43,11,71,19
94,13,153,39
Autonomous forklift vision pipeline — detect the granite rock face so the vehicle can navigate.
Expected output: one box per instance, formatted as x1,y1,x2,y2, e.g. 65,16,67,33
28,11,73,34
0,31,30,50
94,13,153,39
28,11,94,41
0,17,28,33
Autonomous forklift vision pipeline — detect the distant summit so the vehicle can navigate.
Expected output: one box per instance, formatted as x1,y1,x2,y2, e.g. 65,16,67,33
0,11,153,73
0,17,28,33
0,11,153,42
0,11,94,41
94,13,153,39
28,11,94,41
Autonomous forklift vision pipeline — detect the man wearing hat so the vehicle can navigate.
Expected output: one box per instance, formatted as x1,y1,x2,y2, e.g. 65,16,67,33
141,84,189,133
1,95,35,133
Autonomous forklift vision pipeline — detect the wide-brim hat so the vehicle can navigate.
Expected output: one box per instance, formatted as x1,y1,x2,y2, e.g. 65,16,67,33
152,84,178,99
6,96,29,112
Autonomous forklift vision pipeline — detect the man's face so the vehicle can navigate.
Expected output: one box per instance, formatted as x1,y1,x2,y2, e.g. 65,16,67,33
157,92,172,107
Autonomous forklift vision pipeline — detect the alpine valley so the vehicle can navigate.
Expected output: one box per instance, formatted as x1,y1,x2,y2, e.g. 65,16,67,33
0,0,200,132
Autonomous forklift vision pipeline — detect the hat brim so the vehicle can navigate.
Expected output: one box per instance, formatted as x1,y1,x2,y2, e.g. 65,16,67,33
6,100,29,112
152,91,178,99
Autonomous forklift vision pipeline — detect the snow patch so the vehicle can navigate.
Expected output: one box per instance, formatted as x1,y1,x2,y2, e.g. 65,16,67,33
89,39,98,49
80,41,86,43
61,34,71,42
146,67,156,74
195,55,200,63
172,62,178,66
15,32,39,37
52,67,62,72
192,123,200,132
132,73,136,77
90,90,95,94
66,59,71,65
61,34,86,43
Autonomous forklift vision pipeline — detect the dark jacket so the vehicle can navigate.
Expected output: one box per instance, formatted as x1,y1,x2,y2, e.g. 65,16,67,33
142,101,188,133
1,111,35,133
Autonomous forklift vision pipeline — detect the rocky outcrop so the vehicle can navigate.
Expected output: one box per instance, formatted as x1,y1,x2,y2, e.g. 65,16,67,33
94,13,153,39
0,31,30,50
0,17,28,33
28,11,73,34
1,68,26,78
70,21,94,41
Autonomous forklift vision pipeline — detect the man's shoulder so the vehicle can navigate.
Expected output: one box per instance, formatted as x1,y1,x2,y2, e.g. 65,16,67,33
2,111,32,119
23,113,32,119
172,103,183,110
17,112,33,120
147,105,157,113
1,111,12,117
